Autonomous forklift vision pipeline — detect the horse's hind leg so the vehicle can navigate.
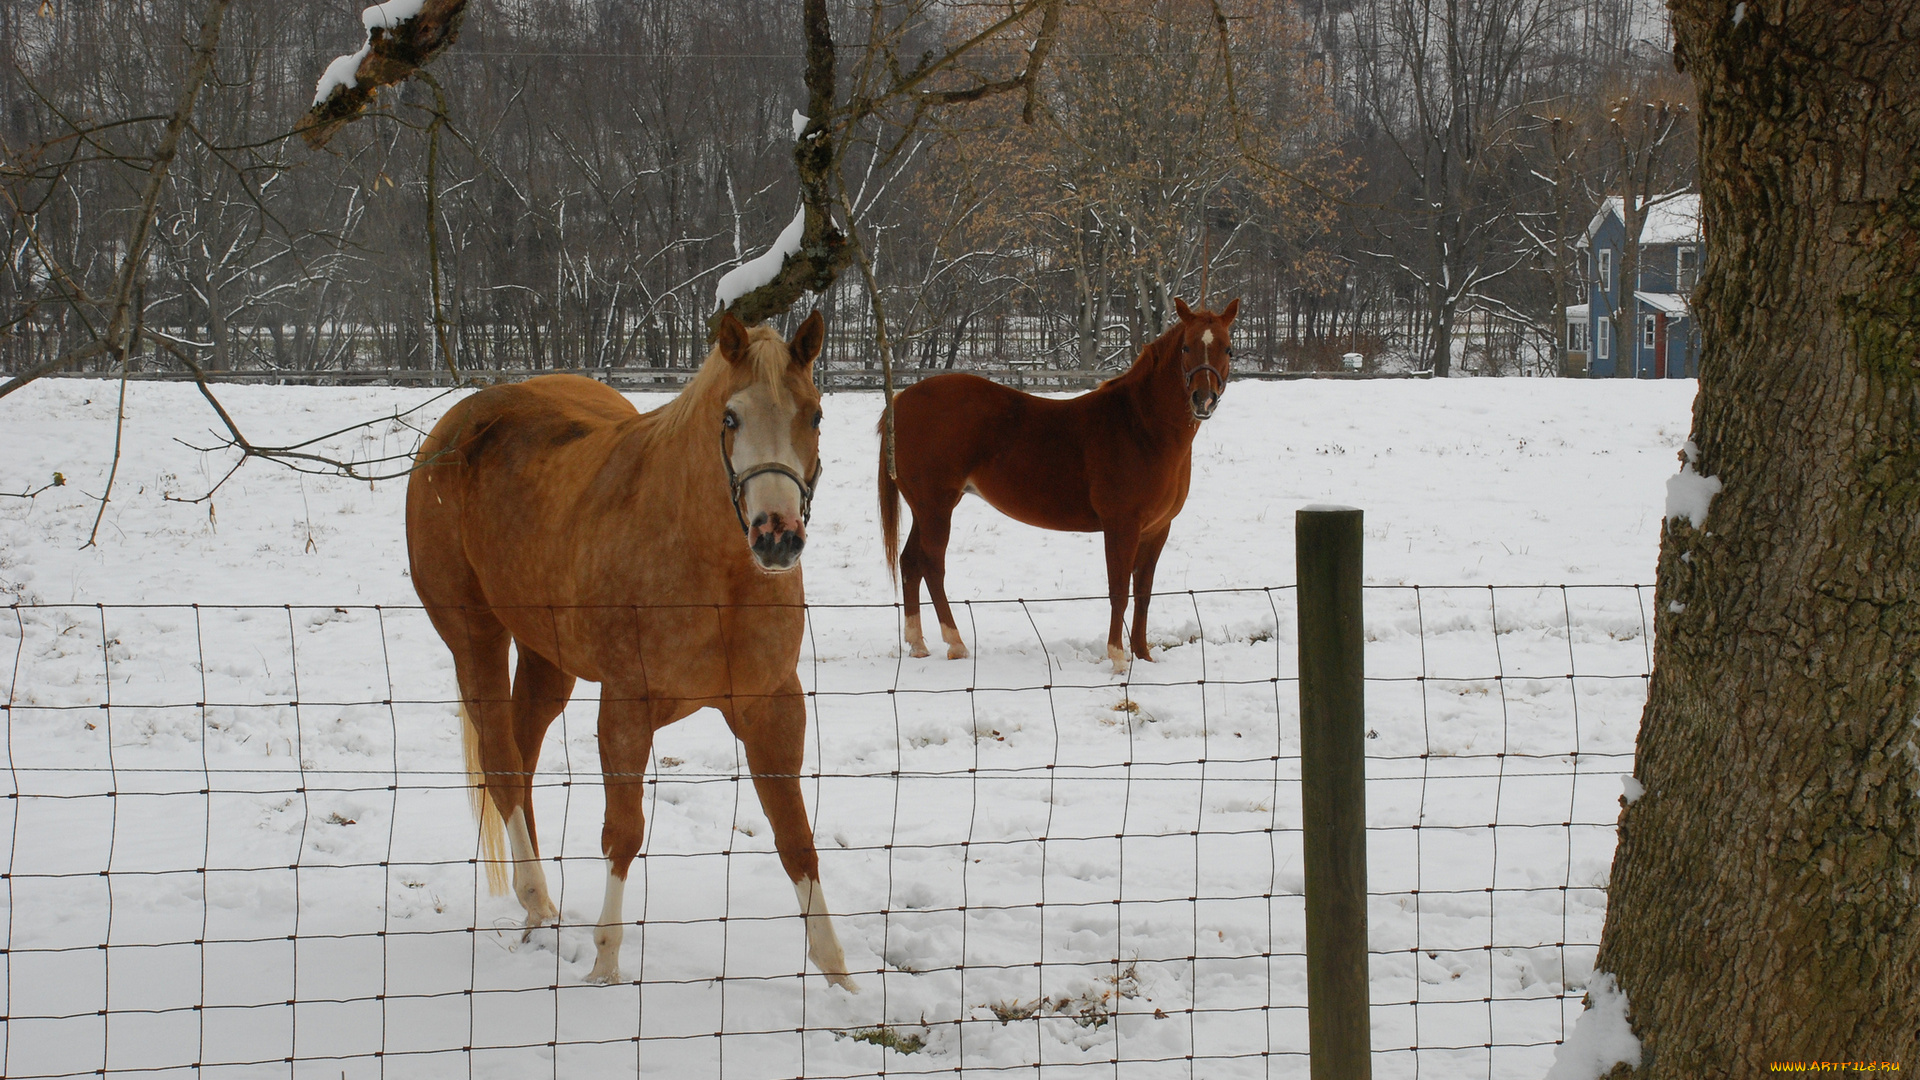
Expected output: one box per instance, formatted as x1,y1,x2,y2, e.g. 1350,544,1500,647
431,606,526,900
900,524,930,658
728,686,859,991
504,645,575,931
912,506,969,660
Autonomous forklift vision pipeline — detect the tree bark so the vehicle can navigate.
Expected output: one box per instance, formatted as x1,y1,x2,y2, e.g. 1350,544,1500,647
1595,1,1920,1071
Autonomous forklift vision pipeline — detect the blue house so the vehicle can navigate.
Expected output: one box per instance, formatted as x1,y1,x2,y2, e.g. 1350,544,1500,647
1569,194,1701,378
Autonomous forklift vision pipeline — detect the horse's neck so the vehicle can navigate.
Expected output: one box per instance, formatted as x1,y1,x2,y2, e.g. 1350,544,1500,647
628,386,800,599
1120,339,1198,445
624,392,734,537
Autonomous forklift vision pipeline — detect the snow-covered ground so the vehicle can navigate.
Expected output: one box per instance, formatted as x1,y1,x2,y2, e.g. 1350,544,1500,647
1,375,1694,1078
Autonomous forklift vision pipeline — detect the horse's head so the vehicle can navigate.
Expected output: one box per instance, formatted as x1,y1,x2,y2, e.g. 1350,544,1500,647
1171,297,1240,421
715,310,827,573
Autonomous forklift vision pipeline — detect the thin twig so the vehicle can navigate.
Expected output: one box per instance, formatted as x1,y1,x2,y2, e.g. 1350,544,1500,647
81,349,133,549
0,473,66,500
152,336,463,500
833,176,898,481
416,70,460,380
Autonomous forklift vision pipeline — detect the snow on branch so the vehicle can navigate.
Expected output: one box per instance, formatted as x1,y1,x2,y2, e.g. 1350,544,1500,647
715,207,807,312
298,0,469,150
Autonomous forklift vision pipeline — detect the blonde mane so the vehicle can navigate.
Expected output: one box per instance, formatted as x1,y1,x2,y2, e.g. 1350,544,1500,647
646,323,799,439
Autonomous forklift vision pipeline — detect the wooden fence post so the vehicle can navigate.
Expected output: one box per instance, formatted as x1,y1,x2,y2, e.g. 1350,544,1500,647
1296,505,1371,1079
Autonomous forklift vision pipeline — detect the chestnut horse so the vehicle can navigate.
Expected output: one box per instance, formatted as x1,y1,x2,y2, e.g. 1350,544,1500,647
406,311,857,990
879,298,1238,671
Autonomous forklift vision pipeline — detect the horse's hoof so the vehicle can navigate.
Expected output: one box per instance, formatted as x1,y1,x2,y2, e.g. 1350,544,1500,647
946,642,969,660
826,972,861,994
585,962,623,985
908,643,930,658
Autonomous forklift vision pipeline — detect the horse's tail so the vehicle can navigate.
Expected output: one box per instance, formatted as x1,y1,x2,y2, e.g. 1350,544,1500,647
878,417,902,586
461,703,510,896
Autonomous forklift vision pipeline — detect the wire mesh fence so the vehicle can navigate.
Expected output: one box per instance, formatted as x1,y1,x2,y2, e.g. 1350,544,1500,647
1,585,1649,1079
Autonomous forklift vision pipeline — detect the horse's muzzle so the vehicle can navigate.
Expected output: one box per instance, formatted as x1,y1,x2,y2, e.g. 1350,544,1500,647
750,512,806,572
1190,389,1220,421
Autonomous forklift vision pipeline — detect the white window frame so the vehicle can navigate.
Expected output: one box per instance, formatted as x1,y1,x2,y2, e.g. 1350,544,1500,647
1567,321,1586,352
1643,314,1659,349
1597,317,1612,360
1598,249,1613,292
1676,246,1699,290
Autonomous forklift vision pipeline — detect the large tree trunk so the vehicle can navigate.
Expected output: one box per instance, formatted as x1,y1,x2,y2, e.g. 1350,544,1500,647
1594,1,1920,1070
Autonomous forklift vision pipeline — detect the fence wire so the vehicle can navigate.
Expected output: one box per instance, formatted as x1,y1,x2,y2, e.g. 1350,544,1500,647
1,585,1649,1079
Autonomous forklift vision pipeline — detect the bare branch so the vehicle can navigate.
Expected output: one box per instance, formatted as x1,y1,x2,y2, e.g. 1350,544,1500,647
0,472,65,500
0,0,231,401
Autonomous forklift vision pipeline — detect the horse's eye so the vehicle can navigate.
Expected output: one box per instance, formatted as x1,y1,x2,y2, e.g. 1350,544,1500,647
723,411,739,431
1182,345,1190,353
812,410,824,429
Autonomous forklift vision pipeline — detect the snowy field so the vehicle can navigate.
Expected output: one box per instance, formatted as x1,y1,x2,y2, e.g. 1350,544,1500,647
0,375,1695,1079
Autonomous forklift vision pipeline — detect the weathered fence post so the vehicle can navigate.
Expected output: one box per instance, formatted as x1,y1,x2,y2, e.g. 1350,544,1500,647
1296,505,1371,1079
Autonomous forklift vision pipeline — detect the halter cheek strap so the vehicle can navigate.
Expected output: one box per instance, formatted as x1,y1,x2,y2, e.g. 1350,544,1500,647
721,427,824,538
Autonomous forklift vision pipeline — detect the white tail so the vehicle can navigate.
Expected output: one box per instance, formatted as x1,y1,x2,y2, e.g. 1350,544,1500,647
461,704,510,895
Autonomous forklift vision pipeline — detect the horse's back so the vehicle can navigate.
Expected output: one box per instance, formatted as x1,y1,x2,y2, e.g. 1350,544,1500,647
894,371,1090,455
407,375,639,617
427,374,635,459
893,372,1113,529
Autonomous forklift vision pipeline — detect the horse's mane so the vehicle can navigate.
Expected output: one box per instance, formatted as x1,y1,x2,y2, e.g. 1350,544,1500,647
643,323,796,441
1100,321,1182,391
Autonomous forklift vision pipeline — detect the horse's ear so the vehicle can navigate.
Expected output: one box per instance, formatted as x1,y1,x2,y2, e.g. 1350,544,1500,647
1220,298,1240,324
789,310,825,368
1174,297,1196,322
717,311,751,367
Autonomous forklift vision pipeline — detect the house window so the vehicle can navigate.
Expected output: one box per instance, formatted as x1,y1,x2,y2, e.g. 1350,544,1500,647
1597,317,1612,360
1597,249,1613,292
1567,321,1587,352
1677,246,1699,290
1643,315,1659,349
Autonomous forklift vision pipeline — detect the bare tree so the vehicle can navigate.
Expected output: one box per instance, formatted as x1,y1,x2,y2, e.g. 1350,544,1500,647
1600,88,1691,377
1348,0,1570,376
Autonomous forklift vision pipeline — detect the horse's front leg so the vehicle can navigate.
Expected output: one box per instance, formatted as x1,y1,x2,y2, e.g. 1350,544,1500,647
728,685,860,992
586,690,658,985
1102,523,1143,674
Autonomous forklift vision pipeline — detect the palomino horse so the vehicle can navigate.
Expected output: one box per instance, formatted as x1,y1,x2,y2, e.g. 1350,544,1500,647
879,298,1238,671
405,311,857,990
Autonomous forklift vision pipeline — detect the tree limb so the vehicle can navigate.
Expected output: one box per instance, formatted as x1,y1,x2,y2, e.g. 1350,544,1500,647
298,0,471,150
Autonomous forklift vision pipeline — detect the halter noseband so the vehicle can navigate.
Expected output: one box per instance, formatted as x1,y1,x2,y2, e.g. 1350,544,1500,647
720,425,823,538
1183,359,1227,393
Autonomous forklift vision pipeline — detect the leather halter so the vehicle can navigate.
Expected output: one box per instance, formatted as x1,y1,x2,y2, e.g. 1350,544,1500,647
1183,358,1227,393
720,425,823,537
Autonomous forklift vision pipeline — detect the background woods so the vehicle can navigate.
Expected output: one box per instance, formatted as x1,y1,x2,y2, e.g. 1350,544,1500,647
1,0,1691,382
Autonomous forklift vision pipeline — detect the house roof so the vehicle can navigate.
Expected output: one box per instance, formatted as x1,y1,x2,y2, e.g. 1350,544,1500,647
1587,194,1702,245
1566,303,1589,320
1635,291,1690,316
